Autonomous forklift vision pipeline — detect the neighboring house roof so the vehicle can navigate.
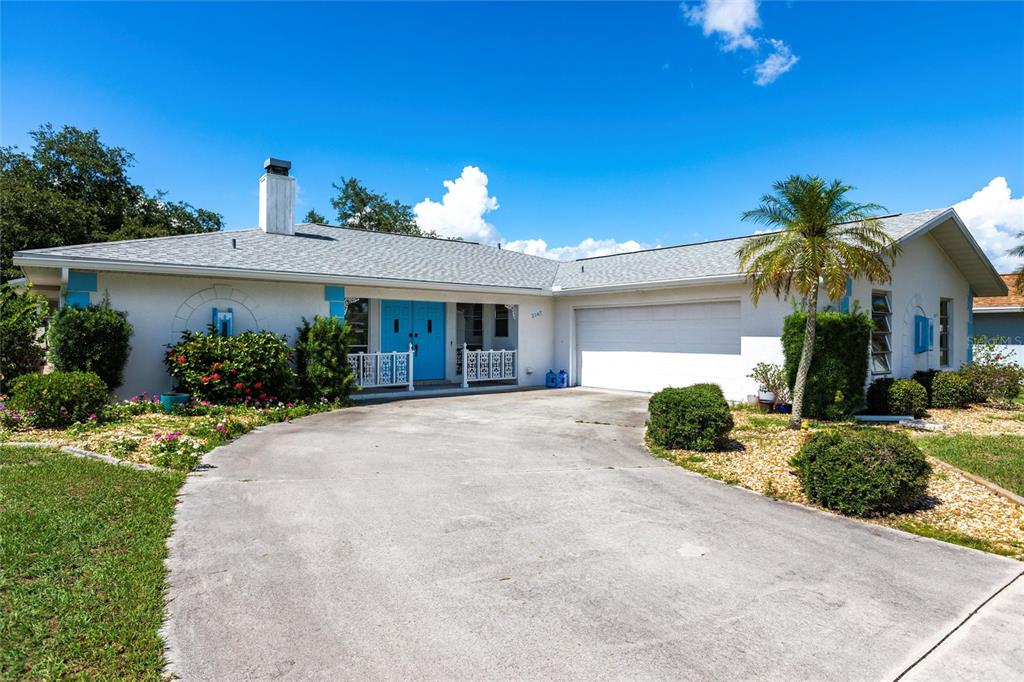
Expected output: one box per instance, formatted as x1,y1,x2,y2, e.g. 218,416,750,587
974,274,1024,313
13,207,1008,296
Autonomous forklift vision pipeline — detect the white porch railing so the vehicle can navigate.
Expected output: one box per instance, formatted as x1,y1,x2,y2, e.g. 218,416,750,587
460,343,517,387
348,344,415,391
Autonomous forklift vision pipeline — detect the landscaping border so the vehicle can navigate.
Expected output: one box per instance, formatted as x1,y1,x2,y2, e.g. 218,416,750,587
7,441,163,471
929,458,1024,508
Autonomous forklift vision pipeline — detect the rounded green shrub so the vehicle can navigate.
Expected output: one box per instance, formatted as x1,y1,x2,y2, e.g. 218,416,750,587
295,316,355,402
647,383,734,451
790,428,931,516
865,377,895,415
931,371,971,408
888,379,928,418
47,298,133,389
7,371,108,427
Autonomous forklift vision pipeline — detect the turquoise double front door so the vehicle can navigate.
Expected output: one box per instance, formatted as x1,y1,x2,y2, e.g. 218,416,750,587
380,300,446,380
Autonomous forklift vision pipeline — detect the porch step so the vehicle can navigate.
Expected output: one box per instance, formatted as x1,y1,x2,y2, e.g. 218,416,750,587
350,383,542,404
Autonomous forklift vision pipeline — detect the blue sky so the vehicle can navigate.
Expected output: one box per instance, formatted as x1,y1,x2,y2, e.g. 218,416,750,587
2,1,1022,266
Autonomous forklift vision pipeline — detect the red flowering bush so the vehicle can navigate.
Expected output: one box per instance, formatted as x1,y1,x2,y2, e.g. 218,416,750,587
164,327,296,404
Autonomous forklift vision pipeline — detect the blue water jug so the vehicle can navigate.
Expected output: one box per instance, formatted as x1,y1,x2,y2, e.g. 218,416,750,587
545,370,558,388
557,369,569,388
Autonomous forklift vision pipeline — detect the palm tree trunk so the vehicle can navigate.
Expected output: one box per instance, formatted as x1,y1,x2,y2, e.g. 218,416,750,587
789,284,819,429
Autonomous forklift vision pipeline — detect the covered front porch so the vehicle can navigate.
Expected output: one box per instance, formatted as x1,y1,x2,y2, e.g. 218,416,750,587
340,296,522,393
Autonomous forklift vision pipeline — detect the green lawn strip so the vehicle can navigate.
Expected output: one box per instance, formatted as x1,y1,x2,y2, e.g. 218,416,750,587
0,445,185,679
890,519,1019,558
915,434,1024,497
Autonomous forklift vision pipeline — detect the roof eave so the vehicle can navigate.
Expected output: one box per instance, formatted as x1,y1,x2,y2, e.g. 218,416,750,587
554,273,747,296
896,208,1007,297
11,254,554,297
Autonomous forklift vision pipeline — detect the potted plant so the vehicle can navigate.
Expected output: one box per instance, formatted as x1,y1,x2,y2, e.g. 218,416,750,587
748,362,788,407
160,388,191,413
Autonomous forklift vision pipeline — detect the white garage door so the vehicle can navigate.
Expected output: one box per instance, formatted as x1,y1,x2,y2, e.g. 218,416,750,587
575,301,742,393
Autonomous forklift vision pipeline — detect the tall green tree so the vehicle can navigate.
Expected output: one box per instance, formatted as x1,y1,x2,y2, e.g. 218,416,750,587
0,282,49,391
737,175,899,429
330,177,430,236
0,124,223,279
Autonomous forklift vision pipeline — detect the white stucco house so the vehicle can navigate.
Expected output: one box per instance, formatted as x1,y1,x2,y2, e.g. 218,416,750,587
13,159,1008,402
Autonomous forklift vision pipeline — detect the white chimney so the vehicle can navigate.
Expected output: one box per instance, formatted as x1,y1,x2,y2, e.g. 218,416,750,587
258,158,296,235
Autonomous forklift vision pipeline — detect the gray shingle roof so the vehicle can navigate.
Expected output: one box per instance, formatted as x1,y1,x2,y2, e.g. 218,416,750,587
14,209,954,293
15,224,561,290
551,209,950,291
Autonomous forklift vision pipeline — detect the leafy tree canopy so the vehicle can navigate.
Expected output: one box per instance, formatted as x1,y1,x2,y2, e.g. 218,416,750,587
329,176,434,237
0,124,223,279
303,209,327,224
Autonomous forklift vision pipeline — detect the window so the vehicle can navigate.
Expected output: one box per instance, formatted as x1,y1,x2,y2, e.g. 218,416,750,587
871,291,892,374
939,298,951,366
495,306,509,338
345,298,370,354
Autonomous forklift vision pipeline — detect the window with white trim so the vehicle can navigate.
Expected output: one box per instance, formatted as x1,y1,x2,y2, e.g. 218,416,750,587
871,291,892,374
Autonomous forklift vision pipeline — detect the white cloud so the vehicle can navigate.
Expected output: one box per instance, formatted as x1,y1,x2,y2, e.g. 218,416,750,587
953,177,1024,273
416,166,649,262
414,166,500,242
753,38,799,86
503,237,651,262
683,0,760,51
681,1,798,85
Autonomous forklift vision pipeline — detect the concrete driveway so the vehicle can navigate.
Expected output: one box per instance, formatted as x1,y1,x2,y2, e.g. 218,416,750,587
164,388,1022,680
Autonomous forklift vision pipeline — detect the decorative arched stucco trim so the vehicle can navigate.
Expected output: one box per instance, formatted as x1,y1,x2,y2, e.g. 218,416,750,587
170,285,265,340
898,293,929,375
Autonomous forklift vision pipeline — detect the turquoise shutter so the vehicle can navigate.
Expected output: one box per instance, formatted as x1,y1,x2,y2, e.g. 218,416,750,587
65,270,98,308
840,276,852,314
913,315,929,354
967,287,974,362
64,291,91,308
325,286,346,320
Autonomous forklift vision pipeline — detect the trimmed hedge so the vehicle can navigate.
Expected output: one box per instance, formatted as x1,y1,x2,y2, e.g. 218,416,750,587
7,371,109,427
790,428,931,516
294,316,356,402
889,379,928,418
0,282,48,391
647,383,734,451
931,371,971,408
782,310,872,419
47,299,133,390
165,328,295,404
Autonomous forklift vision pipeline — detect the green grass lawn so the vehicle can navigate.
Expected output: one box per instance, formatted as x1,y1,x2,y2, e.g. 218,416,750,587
916,434,1024,497
0,445,185,679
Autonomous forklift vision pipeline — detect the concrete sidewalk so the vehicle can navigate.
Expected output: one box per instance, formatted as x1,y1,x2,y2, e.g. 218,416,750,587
163,388,1023,680
902,572,1024,681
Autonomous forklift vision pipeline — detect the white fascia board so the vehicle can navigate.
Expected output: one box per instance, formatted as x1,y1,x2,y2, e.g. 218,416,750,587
554,273,747,296
11,255,553,297
973,306,1024,314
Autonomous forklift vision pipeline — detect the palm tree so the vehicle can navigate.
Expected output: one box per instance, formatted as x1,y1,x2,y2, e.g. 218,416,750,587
737,176,900,429
1010,232,1024,293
